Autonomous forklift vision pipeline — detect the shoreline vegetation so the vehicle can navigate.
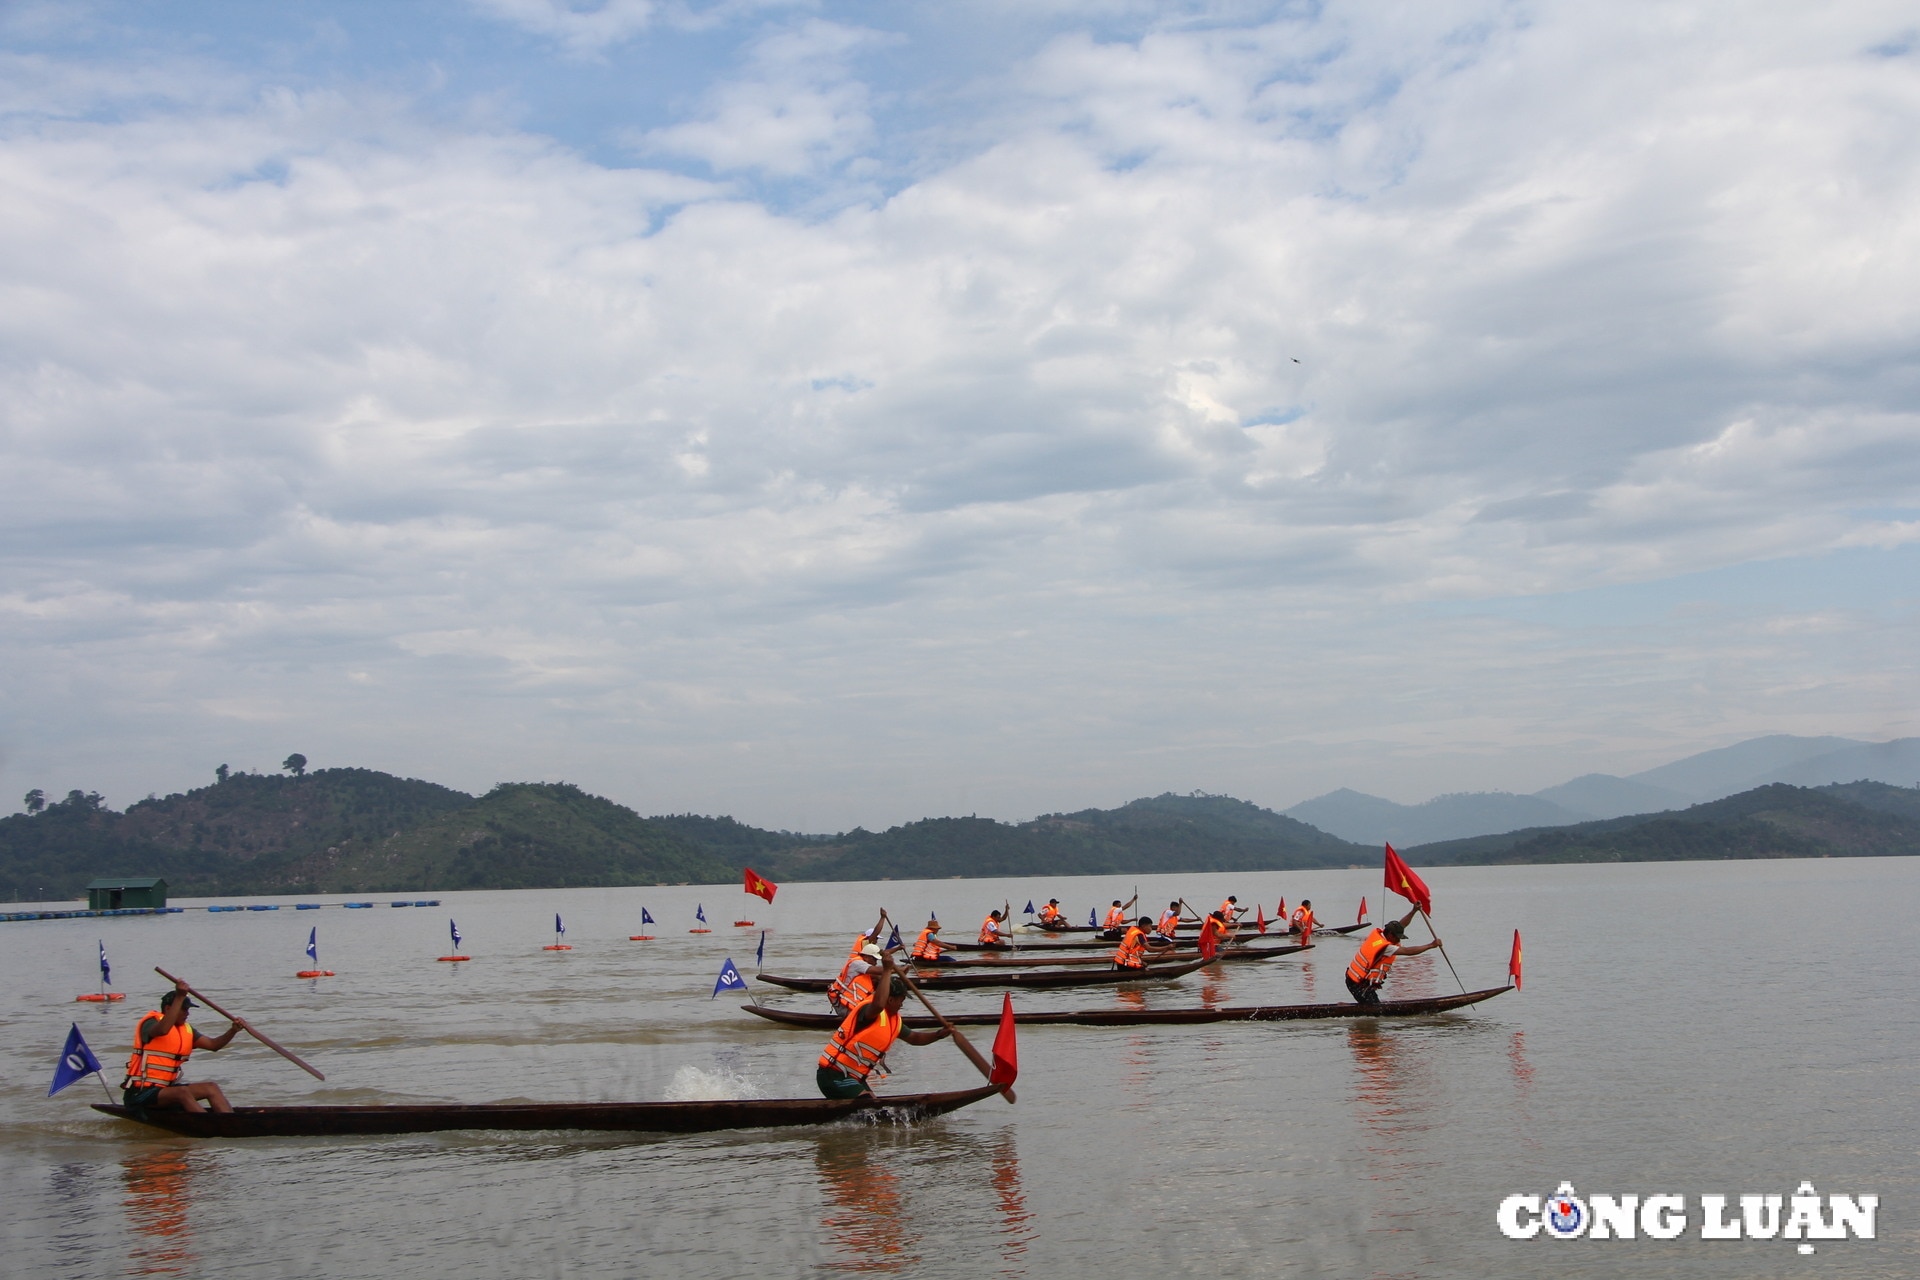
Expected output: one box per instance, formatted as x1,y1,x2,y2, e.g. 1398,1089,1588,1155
4,768,1918,903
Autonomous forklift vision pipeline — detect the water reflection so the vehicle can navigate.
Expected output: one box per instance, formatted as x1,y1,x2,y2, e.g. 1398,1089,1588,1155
988,1131,1032,1271
813,1137,921,1274
121,1147,199,1277
1298,955,1317,1002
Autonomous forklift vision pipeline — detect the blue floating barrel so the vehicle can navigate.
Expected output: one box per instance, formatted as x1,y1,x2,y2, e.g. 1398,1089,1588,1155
344,902,373,909
296,903,322,910
248,904,278,911
389,901,411,908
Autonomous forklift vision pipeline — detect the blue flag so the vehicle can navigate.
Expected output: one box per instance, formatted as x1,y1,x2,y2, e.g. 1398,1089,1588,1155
1088,908,1096,926
712,957,748,999
1023,900,1035,915
48,1023,103,1097
450,918,462,948
885,925,904,952
306,928,318,963
98,940,110,985
755,930,766,967
555,913,565,937
930,910,937,923
641,907,654,925
696,904,707,923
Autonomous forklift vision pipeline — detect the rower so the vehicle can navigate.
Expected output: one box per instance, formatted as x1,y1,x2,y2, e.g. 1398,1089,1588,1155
1153,901,1183,942
1218,895,1241,922
978,909,1008,948
1290,899,1316,943
1112,917,1174,970
829,942,882,1015
121,985,247,1114
911,919,954,964
1037,899,1066,928
1103,900,1128,930
816,953,952,1099
1344,910,1443,1005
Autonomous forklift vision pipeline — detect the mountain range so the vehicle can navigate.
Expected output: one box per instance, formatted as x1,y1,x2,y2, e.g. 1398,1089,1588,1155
1282,735,1920,846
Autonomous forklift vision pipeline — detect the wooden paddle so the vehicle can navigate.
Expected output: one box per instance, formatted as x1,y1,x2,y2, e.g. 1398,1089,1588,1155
889,959,1015,1104
155,967,325,1080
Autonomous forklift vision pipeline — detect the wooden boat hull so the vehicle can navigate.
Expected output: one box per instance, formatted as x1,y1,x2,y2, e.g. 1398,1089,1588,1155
757,956,1213,992
917,944,1304,969
92,1085,1002,1138
744,986,1512,1029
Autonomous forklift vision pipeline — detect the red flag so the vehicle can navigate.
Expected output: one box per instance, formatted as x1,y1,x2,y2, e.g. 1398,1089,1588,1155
1509,930,1523,990
1383,844,1431,915
1357,896,1367,924
1277,896,1286,918
1197,916,1220,961
1255,904,1267,935
989,993,1018,1086
742,867,778,903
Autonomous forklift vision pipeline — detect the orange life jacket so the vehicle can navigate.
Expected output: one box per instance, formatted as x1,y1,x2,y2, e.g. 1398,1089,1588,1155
829,962,875,1010
1346,929,1398,986
124,1013,194,1088
1156,909,1181,937
1038,905,1063,925
911,929,944,961
1113,925,1148,968
1218,898,1237,919
818,998,903,1081
1292,906,1315,937
978,915,1001,945
1104,906,1127,929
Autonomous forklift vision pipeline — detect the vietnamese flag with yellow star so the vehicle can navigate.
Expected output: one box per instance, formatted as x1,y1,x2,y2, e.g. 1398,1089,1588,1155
743,867,778,903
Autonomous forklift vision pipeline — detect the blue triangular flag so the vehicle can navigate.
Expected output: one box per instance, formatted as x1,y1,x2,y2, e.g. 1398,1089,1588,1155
755,930,766,967
450,918,462,948
98,940,110,985
885,924,904,951
49,1023,102,1097
712,957,748,998
930,910,937,923
555,913,565,937
696,904,707,923
306,928,318,963
1088,908,1097,926
1023,900,1035,915
641,907,655,925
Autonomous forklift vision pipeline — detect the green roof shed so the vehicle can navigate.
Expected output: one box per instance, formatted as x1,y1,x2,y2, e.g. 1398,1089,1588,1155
86,877,168,910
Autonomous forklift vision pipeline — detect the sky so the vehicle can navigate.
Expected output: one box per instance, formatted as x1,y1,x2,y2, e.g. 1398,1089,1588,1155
1,1,1916,832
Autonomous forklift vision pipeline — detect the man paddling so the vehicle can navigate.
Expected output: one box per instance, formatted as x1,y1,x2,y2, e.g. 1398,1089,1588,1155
1290,899,1316,943
816,953,952,1099
122,984,247,1113
911,918,955,964
978,908,1008,948
1344,910,1444,1005
1154,901,1183,942
1112,917,1175,971
1036,899,1066,928
829,942,883,1015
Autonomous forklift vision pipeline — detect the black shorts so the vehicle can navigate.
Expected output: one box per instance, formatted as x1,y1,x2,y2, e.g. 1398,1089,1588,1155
1345,976,1381,1005
122,1085,163,1107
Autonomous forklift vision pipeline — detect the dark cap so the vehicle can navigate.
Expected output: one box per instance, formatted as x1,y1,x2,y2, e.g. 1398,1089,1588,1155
888,975,908,999
161,989,194,1010
1384,920,1406,940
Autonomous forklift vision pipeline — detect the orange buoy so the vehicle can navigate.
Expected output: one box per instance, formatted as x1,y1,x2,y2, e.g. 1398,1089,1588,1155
628,934,654,941
733,920,755,927
76,992,126,1002
436,955,471,962
542,944,572,951
688,928,712,934
295,969,335,978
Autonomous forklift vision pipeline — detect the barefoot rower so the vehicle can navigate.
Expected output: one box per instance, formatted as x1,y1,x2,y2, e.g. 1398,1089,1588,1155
1154,901,1183,942
978,908,1008,947
829,942,883,1015
1036,899,1066,928
1290,899,1315,943
1112,917,1174,970
911,919,955,964
1344,910,1443,1005
816,953,952,1099
122,985,248,1114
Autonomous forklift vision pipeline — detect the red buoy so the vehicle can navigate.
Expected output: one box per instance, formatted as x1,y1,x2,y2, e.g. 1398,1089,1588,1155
733,920,755,927
295,969,335,978
542,944,572,951
436,955,471,962
688,928,712,934
628,934,654,940
76,992,126,1002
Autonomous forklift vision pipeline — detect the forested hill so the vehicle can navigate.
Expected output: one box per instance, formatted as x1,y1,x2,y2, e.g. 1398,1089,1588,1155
1407,782,1920,866
745,793,1368,883
0,770,734,901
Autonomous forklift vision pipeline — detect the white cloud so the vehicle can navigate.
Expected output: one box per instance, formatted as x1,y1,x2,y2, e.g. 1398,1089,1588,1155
1,1,1917,824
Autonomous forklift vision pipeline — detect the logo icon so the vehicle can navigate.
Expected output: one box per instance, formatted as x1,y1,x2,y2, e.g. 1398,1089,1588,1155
1544,1182,1588,1239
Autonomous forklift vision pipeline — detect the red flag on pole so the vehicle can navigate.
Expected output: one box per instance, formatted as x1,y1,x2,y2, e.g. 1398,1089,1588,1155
1384,844,1432,914
989,993,1018,1086
1277,897,1286,920
1197,916,1220,961
1357,896,1367,924
1509,930,1523,990
1255,904,1267,935
742,868,778,903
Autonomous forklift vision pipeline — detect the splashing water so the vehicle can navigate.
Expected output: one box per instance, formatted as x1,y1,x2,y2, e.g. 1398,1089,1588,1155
662,1064,765,1102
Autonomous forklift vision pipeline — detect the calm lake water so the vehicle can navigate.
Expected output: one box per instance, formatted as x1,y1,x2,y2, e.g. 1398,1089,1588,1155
2,857,1915,1278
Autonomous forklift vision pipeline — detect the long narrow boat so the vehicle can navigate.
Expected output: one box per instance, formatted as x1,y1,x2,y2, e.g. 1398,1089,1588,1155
917,943,1305,969
92,1085,1002,1138
744,986,1511,1029
757,956,1213,993
1023,920,1372,939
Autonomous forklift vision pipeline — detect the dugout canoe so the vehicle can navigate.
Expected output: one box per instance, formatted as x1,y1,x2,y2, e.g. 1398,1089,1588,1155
757,956,1213,993
91,1084,1002,1138
917,944,1305,969
744,986,1512,1030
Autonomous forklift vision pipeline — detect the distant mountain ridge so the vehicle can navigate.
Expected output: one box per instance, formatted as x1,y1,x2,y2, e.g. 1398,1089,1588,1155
1284,734,1914,845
